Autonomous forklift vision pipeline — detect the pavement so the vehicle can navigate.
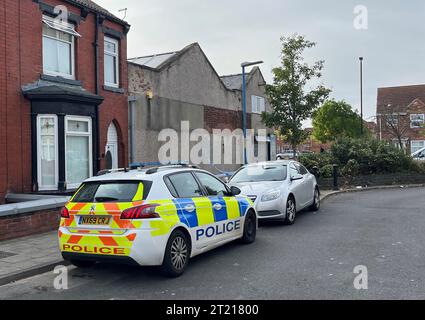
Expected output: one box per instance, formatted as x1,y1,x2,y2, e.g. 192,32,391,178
0,232,68,287
0,186,424,299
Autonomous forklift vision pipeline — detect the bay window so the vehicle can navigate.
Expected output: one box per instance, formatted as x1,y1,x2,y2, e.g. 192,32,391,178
65,116,93,189
37,116,59,191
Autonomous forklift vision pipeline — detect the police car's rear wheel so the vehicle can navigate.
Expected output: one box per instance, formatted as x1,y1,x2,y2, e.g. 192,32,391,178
70,259,96,268
161,230,190,277
241,211,256,244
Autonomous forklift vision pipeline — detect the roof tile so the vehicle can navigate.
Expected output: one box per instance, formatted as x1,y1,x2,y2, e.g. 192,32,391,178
377,84,425,114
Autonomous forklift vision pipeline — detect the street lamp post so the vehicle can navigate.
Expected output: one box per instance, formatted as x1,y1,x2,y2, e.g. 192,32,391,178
241,60,263,164
359,57,364,135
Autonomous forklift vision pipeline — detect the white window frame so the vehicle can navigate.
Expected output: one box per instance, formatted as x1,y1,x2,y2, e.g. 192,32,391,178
410,114,424,129
42,15,77,79
104,36,120,88
386,114,399,126
37,115,59,191
411,140,425,154
65,116,93,190
251,95,266,114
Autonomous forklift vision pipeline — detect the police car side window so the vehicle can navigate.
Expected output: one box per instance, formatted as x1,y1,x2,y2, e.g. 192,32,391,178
164,177,178,198
195,172,229,197
167,172,203,198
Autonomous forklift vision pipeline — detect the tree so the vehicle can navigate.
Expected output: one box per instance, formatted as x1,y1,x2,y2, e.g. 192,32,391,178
262,35,331,157
312,100,367,143
378,105,410,150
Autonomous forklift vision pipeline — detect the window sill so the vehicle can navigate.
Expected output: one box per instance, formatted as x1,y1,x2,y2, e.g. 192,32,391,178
103,85,125,94
41,74,82,86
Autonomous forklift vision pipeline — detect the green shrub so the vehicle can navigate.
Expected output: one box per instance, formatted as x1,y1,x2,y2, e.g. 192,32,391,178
341,159,360,177
319,164,334,178
410,161,425,174
331,137,414,175
300,137,418,177
299,152,333,175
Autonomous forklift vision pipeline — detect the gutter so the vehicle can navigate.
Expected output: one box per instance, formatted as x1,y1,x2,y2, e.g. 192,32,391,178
93,13,102,175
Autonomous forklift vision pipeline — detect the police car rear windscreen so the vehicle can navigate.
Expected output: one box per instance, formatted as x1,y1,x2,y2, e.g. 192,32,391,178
72,181,152,203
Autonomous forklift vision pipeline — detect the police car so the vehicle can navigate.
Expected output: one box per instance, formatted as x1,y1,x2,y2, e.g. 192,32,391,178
59,165,257,277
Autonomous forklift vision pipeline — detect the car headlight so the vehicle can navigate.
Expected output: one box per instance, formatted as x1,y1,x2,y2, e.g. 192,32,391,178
261,190,281,202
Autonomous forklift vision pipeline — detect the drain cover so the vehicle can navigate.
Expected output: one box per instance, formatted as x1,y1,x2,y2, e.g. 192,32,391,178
0,251,16,259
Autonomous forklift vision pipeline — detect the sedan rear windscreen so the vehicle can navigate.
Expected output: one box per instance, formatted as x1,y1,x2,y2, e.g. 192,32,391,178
72,181,152,203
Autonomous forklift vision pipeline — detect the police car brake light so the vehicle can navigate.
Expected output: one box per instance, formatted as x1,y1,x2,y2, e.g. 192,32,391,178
121,204,160,220
61,207,70,219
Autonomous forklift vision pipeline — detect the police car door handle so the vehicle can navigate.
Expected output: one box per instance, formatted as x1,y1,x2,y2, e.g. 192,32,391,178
213,203,222,210
184,204,195,212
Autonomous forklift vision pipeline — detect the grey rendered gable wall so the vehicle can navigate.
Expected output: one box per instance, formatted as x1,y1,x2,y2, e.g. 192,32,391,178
155,44,240,111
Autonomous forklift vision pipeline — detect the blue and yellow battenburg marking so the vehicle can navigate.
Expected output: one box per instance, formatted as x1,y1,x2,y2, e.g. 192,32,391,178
147,196,252,238
169,196,250,229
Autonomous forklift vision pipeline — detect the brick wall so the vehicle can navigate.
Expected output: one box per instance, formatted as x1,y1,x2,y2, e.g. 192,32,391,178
0,209,60,241
204,106,251,132
377,99,425,149
318,173,425,190
0,0,129,202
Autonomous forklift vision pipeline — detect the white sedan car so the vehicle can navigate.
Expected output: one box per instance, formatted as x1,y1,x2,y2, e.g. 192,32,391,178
228,161,320,225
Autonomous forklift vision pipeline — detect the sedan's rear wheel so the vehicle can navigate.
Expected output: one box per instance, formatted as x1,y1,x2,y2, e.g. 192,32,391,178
283,197,296,225
161,229,190,277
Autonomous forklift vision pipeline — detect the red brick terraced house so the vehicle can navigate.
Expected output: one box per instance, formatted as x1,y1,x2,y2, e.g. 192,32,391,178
377,85,425,154
0,0,129,202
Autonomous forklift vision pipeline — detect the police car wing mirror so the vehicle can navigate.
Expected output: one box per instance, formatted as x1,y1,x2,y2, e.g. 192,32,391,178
230,186,242,196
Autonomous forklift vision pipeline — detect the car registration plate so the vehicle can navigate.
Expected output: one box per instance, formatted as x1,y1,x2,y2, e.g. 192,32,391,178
79,216,111,226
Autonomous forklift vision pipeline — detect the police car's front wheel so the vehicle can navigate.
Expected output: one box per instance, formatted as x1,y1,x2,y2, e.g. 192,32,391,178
161,229,190,278
241,211,257,244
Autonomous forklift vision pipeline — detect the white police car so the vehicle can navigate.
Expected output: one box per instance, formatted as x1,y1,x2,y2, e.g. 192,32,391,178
59,165,257,277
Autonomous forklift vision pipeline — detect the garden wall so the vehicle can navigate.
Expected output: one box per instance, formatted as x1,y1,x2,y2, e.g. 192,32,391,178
318,173,425,190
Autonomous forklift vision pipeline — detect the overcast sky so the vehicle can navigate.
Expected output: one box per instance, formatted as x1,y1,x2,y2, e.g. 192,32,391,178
96,0,425,121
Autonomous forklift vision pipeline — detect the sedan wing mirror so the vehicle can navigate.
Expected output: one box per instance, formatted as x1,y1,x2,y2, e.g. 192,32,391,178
290,175,303,181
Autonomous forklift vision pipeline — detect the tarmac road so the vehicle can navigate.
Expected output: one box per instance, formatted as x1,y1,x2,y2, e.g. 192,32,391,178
1,188,424,300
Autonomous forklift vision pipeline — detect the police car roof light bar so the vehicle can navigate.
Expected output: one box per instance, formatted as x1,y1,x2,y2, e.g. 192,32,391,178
145,163,200,175
96,168,130,176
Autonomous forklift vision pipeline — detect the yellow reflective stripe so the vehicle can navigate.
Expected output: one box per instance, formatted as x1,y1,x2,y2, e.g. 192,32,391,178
132,183,145,201
69,185,84,202
151,200,179,237
192,198,215,226
224,197,240,220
